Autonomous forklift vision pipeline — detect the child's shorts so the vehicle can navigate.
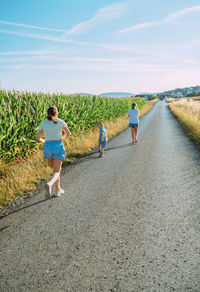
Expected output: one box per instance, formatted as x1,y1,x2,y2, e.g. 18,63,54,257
43,141,66,160
129,123,138,128
99,140,107,148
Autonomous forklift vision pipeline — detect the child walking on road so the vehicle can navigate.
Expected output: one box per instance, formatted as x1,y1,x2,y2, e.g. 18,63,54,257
36,106,71,199
98,122,107,157
128,102,139,144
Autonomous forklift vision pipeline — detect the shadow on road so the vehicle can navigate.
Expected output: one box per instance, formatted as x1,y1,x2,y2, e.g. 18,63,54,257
67,152,100,166
0,225,9,231
106,142,133,151
66,142,133,166
0,199,48,220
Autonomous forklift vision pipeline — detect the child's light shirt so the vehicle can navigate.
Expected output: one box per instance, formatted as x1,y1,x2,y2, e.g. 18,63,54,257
99,127,107,142
38,118,67,141
128,109,139,123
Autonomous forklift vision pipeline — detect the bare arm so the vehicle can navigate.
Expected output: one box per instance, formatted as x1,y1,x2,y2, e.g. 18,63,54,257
62,124,71,141
36,130,45,143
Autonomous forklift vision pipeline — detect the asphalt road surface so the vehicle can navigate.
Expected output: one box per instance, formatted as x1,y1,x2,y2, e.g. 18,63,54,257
0,101,200,292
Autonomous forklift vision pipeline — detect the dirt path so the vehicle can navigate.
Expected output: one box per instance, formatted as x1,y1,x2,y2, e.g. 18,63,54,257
0,101,200,291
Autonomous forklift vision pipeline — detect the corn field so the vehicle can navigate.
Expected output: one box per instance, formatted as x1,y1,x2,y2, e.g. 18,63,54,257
0,90,146,161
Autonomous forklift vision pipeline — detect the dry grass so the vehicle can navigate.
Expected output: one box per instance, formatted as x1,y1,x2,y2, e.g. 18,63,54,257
170,98,200,119
168,97,200,148
166,97,177,103
0,100,157,209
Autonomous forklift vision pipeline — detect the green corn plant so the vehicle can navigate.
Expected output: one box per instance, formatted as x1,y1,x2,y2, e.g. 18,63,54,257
0,89,146,161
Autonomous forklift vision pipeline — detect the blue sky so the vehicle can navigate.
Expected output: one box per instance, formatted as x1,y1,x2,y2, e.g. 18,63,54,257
0,0,200,94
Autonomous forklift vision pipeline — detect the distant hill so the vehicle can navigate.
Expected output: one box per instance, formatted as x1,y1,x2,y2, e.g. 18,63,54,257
158,85,200,99
99,92,135,98
72,93,95,96
138,92,152,95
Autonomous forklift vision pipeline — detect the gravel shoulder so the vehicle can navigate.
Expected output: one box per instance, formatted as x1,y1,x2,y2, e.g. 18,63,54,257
0,101,200,291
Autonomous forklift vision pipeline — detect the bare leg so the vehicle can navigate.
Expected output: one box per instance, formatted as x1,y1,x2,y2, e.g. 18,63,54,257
131,127,135,143
55,176,64,193
47,159,63,191
48,160,63,192
99,145,105,157
55,176,60,192
100,145,104,153
134,127,138,142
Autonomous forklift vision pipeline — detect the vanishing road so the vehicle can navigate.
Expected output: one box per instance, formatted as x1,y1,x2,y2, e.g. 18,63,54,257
0,101,200,291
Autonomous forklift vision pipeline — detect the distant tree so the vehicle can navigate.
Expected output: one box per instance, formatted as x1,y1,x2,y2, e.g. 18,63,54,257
186,91,198,97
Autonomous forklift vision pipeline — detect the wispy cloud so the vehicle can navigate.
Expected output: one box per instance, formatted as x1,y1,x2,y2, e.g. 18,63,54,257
0,2,129,37
0,20,67,33
0,49,54,56
0,29,88,45
166,5,200,20
2,60,200,81
3,52,194,74
0,55,141,65
1,44,199,67
157,53,200,66
118,5,200,33
65,1,130,35
100,43,141,52
0,62,171,73
183,38,200,48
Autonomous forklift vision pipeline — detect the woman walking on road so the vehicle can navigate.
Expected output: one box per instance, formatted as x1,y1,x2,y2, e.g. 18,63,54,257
128,102,139,144
36,106,71,199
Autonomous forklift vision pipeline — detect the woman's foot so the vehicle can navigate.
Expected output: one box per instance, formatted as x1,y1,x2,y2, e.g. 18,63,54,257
45,183,51,199
53,188,64,198
53,193,61,198
132,140,135,144
58,188,64,194
135,137,138,143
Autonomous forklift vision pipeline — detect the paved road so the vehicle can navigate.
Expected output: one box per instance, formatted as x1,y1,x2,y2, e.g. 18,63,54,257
0,101,200,292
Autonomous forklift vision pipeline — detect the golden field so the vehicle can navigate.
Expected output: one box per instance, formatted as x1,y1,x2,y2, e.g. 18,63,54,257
168,97,200,147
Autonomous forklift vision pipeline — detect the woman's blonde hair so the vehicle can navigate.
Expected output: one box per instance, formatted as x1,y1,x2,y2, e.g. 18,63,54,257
47,106,58,124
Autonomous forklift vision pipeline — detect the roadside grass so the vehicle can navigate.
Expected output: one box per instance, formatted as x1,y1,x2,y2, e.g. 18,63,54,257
0,100,157,209
168,97,200,148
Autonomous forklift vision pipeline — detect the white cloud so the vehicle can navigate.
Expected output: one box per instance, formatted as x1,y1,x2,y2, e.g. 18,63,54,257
118,5,200,33
0,49,53,56
157,53,200,66
0,63,170,73
183,38,200,48
165,5,200,21
0,3,129,39
0,29,87,45
0,55,141,65
0,54,179,74
65,2,130,35
100,43,142,52
0,20,67,33
1,44,199,69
